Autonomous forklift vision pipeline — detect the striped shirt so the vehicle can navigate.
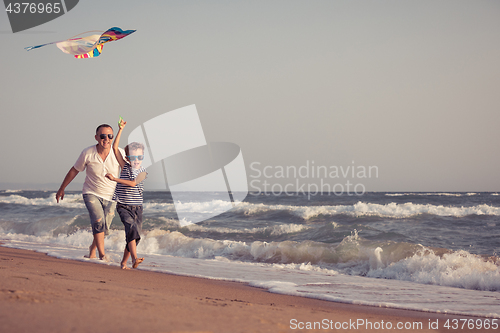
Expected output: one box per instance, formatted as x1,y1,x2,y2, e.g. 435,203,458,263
112,163,147,205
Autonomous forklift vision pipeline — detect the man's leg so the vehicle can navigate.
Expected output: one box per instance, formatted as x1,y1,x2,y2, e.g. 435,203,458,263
94,231,105,259
83,194,108,259
104,201,116,236
89,238,97,259
88,228,105,258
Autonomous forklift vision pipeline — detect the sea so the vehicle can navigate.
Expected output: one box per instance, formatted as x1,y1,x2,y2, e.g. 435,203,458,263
1,190,499,318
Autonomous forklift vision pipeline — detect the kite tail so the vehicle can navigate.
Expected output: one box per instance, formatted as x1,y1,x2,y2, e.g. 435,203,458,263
25,42,58,51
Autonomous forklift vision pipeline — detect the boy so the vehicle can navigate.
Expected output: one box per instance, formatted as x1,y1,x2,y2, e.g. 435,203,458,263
106,119,148,269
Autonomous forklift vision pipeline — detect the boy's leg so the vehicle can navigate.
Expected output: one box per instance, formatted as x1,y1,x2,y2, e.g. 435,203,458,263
128,239,137,261
130,241,144,268
117,203,136,269
121,247,131,269
131,206,144,268
127,240,144,268
117,204,144,269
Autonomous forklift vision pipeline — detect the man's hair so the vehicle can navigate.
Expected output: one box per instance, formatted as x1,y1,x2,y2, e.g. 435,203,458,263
96,124,113,134
125,142,145,156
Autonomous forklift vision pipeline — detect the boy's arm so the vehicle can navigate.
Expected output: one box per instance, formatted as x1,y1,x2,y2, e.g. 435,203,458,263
106,171,147,187
113,119,127,169
135,172,147,184
107,175,137,187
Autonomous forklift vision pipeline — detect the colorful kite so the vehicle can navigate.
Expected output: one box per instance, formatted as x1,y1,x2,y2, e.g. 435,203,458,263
25,27,136,58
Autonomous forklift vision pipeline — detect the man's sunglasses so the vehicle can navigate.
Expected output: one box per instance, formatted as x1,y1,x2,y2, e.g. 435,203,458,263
99,134,114,140
127,155,144,161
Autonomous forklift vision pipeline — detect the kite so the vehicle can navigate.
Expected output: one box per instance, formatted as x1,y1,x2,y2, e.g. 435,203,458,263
25,27,136,59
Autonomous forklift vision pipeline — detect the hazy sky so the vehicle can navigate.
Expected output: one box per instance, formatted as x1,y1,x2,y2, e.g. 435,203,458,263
1,0,499,192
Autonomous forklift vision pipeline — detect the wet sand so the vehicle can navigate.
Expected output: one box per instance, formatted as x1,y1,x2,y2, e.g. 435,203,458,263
0,246,493,333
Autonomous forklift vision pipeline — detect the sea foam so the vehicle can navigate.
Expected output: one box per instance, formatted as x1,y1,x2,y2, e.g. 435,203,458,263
3,226,498,292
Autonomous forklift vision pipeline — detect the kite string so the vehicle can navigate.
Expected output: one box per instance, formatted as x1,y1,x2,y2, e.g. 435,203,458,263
69,30,105,39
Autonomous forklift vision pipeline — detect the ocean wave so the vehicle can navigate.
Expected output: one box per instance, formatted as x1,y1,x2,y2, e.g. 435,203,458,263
232,201,500,219
385,192,478,197
0,216,79,236
5,194,500,220
154,200,500,219
142,230,500,291
366,249,500,291
184,223,311,236
0,194,84,208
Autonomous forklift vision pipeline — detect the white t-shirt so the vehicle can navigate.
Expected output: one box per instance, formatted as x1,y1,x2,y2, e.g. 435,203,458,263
73,145,125,201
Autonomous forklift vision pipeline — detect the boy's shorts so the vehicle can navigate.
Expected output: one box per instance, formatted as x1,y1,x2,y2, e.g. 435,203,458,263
116,203,143,251
83,194,116,235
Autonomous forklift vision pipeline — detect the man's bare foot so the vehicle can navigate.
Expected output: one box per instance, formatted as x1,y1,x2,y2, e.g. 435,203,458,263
132,257,144,268
85,246,97,259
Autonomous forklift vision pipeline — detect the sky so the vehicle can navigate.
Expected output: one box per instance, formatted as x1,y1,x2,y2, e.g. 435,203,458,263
1,0,500,192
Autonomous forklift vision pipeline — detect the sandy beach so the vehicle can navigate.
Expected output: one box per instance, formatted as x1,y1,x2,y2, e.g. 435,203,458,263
0,246,496,333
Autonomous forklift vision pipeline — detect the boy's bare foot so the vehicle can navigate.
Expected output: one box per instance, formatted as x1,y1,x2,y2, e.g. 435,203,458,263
132,257,144,268
121,263,130,270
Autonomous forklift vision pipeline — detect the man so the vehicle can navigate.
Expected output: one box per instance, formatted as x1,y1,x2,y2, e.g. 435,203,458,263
56,124,124,260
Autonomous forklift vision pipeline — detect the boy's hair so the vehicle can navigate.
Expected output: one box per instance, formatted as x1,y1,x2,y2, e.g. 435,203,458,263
96,124,113,134
125,142,145,156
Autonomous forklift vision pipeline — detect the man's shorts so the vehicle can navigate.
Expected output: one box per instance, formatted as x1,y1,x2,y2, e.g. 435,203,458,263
83,194,116,235
116,203,143,251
